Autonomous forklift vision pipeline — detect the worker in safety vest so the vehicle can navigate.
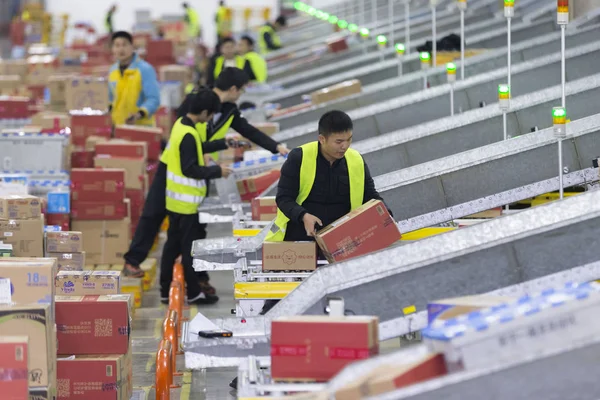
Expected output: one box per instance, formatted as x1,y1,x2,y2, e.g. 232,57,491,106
258,15,286,54
105,4,117,34
108,31,161,126
121,69,288,285
206,38,245,87
182,2,201,39
215,0,230,42
238,35,268,83
160,89,232,304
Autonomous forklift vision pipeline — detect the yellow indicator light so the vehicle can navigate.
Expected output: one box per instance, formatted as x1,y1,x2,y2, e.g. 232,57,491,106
557,0,569,13
498,84,510,99
446,62,457,73
504,0,514,6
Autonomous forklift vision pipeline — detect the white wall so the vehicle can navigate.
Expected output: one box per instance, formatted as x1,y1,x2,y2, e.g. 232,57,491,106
46,0,280,49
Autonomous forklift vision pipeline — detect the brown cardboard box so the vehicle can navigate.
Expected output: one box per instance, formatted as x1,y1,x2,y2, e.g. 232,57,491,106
85,135,109,151
251,196,277,221
0,194,42,219
427,295,514,325
0,60,28,77
262,242,317,271
30,111,71,130
55,294,131,355
95,140,148,160
45,231,84,253
334,366,392,400
71,219,130,265
94,156,146,190
0,304,55,388
0,75,23,90
0,216,45,257
27,58,57,86
113,125,163,161
310,79,362,105
236,169,281,202
55,270,121,295
46,252,86,271
47,74,71,106
0,336,29,400
158,64,192,84
253,122,280,136
65,77,109,111
315,199,401,263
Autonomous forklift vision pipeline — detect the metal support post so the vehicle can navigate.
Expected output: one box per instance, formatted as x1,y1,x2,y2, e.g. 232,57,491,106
389,0,395,45
405,0,410,55
557,2,569,199
431,2,437,67
507,17,512,88
372,0,377,25
460,10,465,80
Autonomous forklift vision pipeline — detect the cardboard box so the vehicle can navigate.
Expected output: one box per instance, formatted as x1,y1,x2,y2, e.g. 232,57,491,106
0,304,55,388
315,199,401,263
113,125,163,161
55,295,131,355
71,200,129,221
55,270,121,295
47,252,86,271
120,278,142,309
158,64,192,84
253,122,280,136
65,76,109,111
0,336,29,400
71,219,130,265
69,113,112,147
251,196,277,221
310,79,362,105
0,216,44,257
0,75,23,90
47,75,71,106
94,156,146,190
0,97,31,119
45,213,70,232
57,353,131,400
85,135,109,151
271,315,379,381
0,257,57,315
262,242,317,271
45,231,83,253
71,150,95,168
71,169,126,203
0,60,28,77
236,169,281,202
0,195,42,220
427,295,515,325
95,141,148,161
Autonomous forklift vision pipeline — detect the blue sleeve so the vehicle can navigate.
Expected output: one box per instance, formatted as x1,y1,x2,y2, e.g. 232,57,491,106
139,63,161,117
108,66,117,105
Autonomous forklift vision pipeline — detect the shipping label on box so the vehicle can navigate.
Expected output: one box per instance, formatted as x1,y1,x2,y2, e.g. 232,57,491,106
0,216,44,257
47,252,86,271
45,231,83,253
262,242,317,271
0,336,29,400
251,196,277,221
0,194,42,219
94,156,146,190
315,199,401,263
55,295,131,355
55,270,121,295
0,304,55,388
70,169,125,202
71,219,130,265
65,76,109,111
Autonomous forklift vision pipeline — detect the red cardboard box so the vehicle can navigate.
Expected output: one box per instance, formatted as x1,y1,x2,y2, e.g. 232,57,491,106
71,150,95,168
113,125,162,161
57,353,131,400
146,40,174,60
251,196,277,221
0,336,29,400
315,199,401,263
71,169,125,202
55,295,131,355
95,141,148,160
125,190,145,221
46,213,70,231
71,200,129,221
0,97,31,119
236,169,281,202
271,316,379,381
69,112,112,147
327,37,349,53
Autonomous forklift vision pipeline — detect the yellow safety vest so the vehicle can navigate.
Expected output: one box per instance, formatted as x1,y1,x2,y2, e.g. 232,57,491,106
216,6,229,34
265,142,365,242
164,118,208,214
184,83,195,94
259,24,281,54
185,8,200,37
213,56,245,80
244,52,268,83
196,113,235,160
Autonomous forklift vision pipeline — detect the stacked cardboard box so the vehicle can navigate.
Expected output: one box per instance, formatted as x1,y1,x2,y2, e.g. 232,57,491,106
236,169,281,202
0,195,44,257
44,231,85,271
70,169,130,265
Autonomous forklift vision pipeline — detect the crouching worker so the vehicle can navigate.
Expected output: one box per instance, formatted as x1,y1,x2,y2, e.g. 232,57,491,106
160,90,233,305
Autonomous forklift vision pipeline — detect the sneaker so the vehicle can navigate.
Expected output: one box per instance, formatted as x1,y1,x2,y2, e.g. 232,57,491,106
160,297,169,305
229,376,238,390
188,291,219,305
198,280,217,296
122,263,145,278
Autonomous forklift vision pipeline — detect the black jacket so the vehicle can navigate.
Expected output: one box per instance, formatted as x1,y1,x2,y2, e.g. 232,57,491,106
276,145,391,242
178,116,222,181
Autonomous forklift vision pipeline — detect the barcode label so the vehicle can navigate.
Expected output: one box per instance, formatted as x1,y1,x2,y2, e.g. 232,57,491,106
0,278,11,304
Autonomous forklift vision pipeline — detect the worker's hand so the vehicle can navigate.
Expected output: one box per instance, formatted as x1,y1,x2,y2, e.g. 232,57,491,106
276,144,290,156
125,113,140,124
220,165,234,178
302,213,323,237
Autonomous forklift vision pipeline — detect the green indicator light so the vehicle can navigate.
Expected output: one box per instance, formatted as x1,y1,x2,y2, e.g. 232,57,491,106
329,15,338,24
360,28,370,37
293,2,302,10
504,0,515,5
338,20,348,29
395,43,405,52
553,108,566,118
308,7,316,15
322,12,330,20
377,35,387,44
315,11,324,19
420,52,431,61
498,84,510,94
348,23,358,32
446,62,456,71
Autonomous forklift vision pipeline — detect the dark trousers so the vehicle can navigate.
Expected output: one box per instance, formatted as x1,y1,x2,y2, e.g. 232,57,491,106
160,212,208,298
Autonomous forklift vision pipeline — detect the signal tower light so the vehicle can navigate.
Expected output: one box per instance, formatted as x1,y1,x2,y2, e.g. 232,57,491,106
504,0,514,18
377,35,388,49
360,28,370,38
447,63,457,83
337,20,348,29
307,7,316,16
553,107,567,138
395,43,406,56
457,0,467,11
322,12,330,21
557,0,569,25
420,52,431,69
328,15,338,24
498,84,510,110
348,24,358,33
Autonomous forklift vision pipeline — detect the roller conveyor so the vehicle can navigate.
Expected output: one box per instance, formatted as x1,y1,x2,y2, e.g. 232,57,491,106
184,190,600,365
272,23,599,131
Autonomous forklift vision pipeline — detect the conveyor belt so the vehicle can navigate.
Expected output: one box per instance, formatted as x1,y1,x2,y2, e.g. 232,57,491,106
272,24,599,130
275,41,600,152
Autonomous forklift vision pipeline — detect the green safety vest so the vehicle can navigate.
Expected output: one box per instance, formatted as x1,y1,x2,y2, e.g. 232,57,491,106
265,142,365,242
164,118,208,214
196,112,235,161
184,83,195,94
213,55,245,80
185,8,200,37
258,24,281,54
244,51,268,83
